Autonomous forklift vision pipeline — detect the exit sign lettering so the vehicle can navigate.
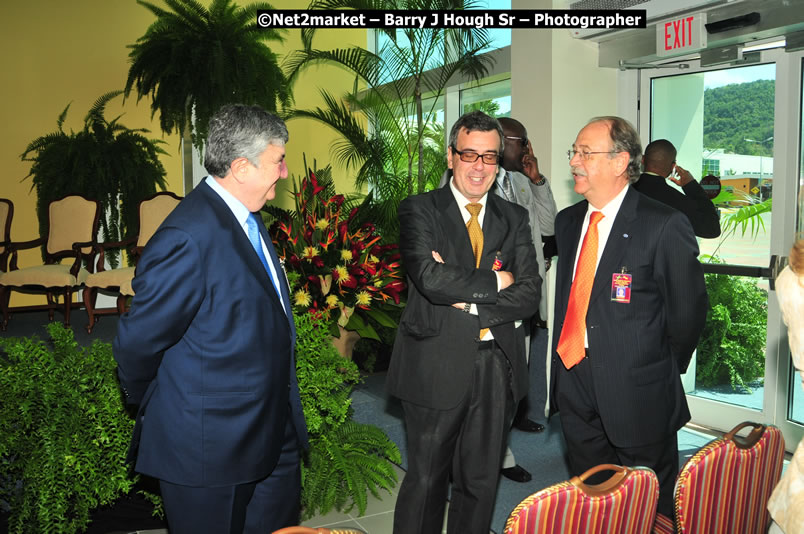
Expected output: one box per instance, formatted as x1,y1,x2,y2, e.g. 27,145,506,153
656,12,707,57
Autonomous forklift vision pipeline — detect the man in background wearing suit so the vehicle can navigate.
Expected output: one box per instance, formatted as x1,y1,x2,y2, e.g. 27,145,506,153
113,104,308,534
496,117,557,483
551,117,707,516
387,111,541,534
633,138,721,238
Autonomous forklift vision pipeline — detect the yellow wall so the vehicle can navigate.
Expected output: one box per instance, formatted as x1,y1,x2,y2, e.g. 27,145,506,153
0,0,364,307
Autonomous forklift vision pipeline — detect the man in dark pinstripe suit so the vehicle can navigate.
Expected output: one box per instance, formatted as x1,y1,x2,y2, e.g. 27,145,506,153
550,116,708,517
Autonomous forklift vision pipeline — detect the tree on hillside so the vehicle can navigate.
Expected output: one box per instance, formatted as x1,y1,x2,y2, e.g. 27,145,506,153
703,79,774,156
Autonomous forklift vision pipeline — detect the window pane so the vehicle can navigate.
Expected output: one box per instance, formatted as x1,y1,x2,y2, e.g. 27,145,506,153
460,79,511,117
651,63,775,410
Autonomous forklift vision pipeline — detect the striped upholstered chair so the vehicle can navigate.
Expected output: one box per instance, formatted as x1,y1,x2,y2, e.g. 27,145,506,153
652,421,785,534
505,464,659,534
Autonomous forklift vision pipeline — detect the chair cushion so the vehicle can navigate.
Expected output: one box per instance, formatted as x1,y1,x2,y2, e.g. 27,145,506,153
674,425,785,534
0,265,88,287
84,267,135,289
505,467,658,534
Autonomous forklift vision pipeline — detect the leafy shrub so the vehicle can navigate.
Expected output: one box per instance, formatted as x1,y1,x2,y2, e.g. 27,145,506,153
0,324,136,534
294,308,400,519
696,266,767,390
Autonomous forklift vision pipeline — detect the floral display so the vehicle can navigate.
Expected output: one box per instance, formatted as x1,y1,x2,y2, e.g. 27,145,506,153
268,162,405,340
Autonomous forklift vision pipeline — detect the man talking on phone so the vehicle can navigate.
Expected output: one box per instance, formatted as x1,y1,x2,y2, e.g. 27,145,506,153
633,139,721,238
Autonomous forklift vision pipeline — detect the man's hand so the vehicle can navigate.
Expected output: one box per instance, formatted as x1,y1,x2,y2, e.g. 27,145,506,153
432,251,466,309
522,141,542,185
498,271,514,289
669,164,694,187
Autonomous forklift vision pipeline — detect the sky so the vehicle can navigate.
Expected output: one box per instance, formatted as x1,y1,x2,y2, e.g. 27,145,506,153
704,63,776,90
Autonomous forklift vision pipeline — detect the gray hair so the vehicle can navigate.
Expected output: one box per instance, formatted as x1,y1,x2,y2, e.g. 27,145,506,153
204,104,289,178
588,116,642,183
448,111,504,155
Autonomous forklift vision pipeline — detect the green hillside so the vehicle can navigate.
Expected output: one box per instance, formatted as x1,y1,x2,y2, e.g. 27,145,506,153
704,79,774,156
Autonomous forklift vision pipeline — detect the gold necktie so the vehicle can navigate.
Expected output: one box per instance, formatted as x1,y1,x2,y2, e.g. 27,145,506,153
466,203,489,339
556,211,605,369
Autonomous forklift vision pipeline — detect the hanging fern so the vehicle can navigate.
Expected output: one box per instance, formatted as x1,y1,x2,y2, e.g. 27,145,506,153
20,91,168,267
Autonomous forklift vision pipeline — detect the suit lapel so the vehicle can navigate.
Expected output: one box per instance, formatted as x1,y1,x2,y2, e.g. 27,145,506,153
481,195,510,270
590,187,639,303
199,184,285,314
436,186,477,268
256,217,296,331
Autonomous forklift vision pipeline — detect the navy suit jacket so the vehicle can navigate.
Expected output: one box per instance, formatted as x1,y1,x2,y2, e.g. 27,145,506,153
386,185,541,410
550,186,708,448
113,180,308,487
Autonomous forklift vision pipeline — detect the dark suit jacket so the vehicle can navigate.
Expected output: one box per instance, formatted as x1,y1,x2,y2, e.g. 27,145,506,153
633,172,721,238
550,186,707,448
113,180,308,487
386,185,541,410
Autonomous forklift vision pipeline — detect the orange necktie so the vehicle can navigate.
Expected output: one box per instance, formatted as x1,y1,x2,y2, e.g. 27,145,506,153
466,203,489,339
556,211,604,369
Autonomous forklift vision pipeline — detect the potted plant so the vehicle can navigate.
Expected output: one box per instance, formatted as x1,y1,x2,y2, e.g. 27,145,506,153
0,324,145,534
266,158,405,357
21,91,168,267
291,300,400,518
284,0,495,239
124,0,290,155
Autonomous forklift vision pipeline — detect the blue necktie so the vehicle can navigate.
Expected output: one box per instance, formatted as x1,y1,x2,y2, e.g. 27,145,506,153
246,213,281,297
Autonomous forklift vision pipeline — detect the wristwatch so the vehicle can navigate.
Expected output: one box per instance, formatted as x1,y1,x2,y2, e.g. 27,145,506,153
463,302,471,313
533,173,546,186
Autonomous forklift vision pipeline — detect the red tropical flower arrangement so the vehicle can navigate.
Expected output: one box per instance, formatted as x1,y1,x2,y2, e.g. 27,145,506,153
267,162,405,340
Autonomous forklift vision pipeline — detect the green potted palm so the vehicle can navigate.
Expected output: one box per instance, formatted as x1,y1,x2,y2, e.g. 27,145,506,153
284,0,495,239
124,0,290,158
21,91,168,268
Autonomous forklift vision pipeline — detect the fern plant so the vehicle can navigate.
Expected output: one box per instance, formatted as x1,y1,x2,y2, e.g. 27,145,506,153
125,0,290,153
0,324,138,534
293,305,400,519
21,91,168,267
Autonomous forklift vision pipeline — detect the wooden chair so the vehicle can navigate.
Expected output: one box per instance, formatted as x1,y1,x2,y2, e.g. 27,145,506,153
504,463,659,534
82,191,182,332
0,198,13,272
652,421,785,534
0,194,100,330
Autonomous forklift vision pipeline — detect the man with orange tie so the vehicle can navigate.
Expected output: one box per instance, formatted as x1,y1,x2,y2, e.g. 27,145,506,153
550,116,707,517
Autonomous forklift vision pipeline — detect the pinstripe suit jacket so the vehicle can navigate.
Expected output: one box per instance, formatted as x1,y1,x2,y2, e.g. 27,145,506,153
550,186,707,448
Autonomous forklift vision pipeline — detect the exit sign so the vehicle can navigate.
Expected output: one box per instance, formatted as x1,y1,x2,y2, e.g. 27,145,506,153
656,12,707,57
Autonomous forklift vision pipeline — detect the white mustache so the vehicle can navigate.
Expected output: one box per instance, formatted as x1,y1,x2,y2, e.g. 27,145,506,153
571,166,588,176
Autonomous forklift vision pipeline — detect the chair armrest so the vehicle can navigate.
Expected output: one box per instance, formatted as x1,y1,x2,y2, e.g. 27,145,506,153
6,236,46,252
71,240,97,277
6,237,47,271
91,236,137,272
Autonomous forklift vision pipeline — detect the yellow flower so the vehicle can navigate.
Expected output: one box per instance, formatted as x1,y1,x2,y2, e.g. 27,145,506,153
325,295,339,308
340,249,353,261
335,265,350,283
302,245,319,260
368,254,379,263
315,218,329,230
355,290,372,307
293,289,311,307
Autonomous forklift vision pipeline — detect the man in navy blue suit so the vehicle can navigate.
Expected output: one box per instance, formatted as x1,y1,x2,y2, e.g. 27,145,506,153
114,104,308,534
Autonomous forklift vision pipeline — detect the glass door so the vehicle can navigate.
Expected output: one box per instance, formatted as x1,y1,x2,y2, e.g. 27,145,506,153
639,47,804,449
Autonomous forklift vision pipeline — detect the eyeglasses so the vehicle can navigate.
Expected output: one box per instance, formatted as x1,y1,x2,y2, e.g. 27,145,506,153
567,149,616,161
504,135,528,148
452,148,501,166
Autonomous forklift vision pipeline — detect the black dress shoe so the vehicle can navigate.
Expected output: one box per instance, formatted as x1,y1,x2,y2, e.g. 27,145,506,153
514,418,545,433
500,465,532,483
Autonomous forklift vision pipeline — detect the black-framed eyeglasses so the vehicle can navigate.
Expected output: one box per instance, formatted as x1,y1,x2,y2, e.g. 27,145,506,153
504,135,528,148
452,148,501,166
567,149,616,161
